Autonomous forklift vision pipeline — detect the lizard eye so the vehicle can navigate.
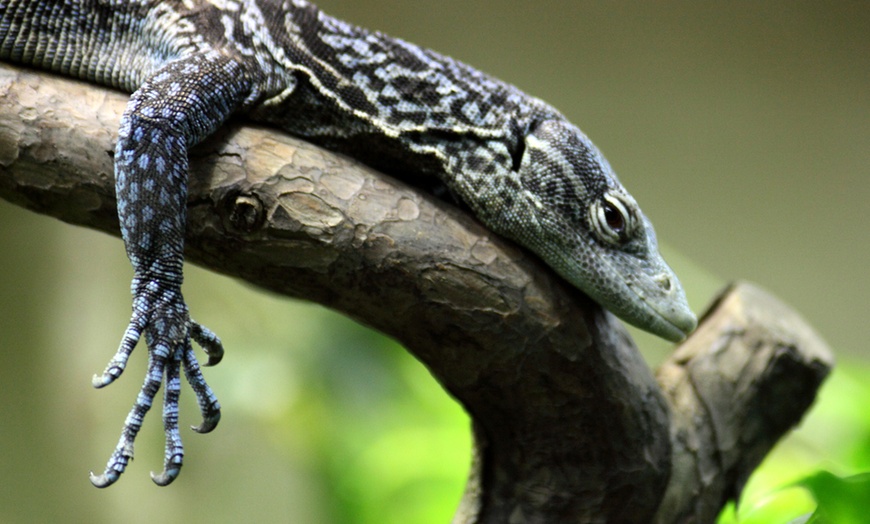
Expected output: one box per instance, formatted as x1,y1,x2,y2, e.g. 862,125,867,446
590,194,634,245
603,201,625,233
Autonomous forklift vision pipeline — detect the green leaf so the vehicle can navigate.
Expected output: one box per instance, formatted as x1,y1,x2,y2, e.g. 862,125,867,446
797,471,870,524
722,487,815,524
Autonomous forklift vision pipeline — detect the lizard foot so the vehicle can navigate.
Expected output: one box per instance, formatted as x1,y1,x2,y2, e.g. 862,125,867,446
90,282,224,487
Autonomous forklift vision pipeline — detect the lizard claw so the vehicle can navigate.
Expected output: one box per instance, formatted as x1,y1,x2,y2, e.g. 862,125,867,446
150,463,182,486
191,320,224,366
92,312,148,388
192,410,221,434
92,370,121,389
89,436,134,488
89,469,121,488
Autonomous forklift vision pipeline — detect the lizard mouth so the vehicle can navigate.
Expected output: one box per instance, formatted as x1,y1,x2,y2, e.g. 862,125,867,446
639,295,697,342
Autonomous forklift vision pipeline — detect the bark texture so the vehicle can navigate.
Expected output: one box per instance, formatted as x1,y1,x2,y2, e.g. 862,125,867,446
0,63,833,523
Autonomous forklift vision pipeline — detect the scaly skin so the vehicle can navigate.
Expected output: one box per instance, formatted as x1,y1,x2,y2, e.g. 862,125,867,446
0,0,696,486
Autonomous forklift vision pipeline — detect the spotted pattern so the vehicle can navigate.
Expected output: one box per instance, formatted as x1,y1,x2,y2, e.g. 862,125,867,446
0,0,694,486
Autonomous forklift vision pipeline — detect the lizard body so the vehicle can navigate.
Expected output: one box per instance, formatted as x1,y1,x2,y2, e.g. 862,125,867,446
0,0,696,486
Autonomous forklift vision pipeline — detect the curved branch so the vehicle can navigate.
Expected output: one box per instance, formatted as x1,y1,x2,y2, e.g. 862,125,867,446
0,63,832,523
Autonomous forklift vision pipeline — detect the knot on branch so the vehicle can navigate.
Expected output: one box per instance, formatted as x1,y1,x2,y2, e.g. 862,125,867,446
222,191,266,234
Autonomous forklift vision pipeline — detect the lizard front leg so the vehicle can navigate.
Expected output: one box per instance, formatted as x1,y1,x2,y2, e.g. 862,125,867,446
89,50,256,487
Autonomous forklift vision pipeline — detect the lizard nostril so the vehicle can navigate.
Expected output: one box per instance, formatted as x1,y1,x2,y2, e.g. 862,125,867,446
655,274,673,293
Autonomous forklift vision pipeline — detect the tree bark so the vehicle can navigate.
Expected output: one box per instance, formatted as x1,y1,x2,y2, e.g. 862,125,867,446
0,62,833,523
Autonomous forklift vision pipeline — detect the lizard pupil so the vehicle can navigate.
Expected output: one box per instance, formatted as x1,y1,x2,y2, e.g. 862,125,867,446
603,202,625,232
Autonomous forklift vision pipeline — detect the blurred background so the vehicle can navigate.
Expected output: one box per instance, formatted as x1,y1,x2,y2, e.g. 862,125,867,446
0,1,867,522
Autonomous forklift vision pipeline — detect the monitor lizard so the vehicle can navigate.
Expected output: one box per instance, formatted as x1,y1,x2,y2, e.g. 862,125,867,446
0,0,697,487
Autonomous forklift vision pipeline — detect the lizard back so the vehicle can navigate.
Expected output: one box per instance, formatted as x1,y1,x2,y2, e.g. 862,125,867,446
1,0,562,183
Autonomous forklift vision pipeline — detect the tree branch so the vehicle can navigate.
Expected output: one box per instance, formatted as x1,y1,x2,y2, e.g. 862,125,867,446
0,63,833,523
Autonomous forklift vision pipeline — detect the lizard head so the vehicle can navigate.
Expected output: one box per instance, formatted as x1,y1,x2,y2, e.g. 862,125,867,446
489,119,697,342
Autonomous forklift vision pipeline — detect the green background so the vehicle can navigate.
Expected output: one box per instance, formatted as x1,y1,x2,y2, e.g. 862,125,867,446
0,1,867,522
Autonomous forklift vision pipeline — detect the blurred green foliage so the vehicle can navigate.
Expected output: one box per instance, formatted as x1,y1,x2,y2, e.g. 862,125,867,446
254,314,473,524
718,364,870,524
